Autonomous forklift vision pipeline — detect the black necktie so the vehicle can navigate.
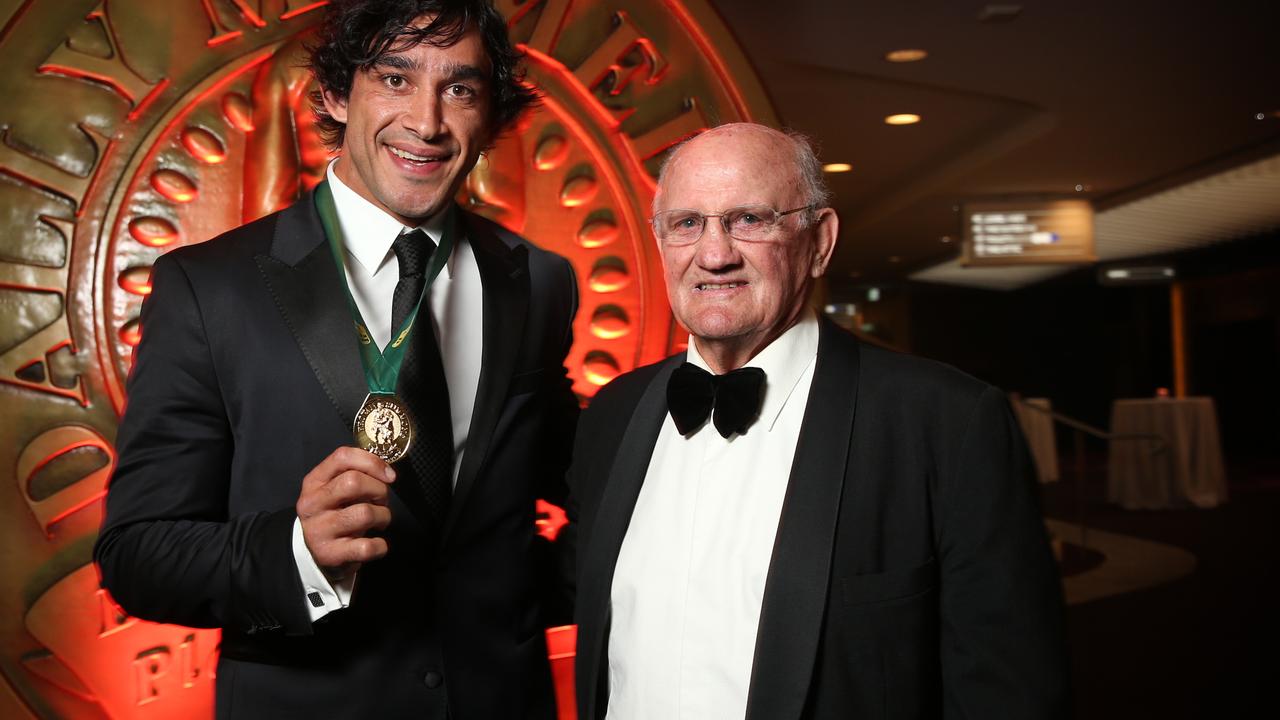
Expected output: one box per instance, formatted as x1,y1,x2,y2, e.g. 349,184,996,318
666,362,766,438
391,229,436,333
391,229,453,527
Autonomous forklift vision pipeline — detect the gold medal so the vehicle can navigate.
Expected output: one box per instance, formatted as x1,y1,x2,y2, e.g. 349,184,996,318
354,394,414,463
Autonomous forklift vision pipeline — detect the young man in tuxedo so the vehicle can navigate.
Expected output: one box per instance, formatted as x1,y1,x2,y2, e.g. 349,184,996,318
95,2,578,717
570,123,1069,719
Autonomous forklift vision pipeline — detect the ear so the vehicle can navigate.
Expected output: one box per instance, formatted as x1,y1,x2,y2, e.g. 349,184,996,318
809,207,839,278
321,88,349,125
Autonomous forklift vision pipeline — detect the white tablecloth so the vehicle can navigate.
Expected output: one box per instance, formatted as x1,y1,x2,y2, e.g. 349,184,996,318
1107,397,1228,510
1013,397,1059,483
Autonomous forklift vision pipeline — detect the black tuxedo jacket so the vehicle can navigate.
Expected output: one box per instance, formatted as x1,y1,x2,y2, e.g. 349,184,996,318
95,187,578,719
569,319,1069,719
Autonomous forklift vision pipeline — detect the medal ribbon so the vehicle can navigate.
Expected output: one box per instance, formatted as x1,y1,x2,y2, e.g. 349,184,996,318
314,180,455,396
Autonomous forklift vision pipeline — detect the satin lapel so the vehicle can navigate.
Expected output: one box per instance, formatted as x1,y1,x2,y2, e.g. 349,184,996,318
441,213,529,541
744,319,861,720
576,357,681,720
254,185,368,430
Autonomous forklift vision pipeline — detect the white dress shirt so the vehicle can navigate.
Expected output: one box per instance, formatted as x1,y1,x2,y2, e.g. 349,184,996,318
291,159,484,621
606,312,820,720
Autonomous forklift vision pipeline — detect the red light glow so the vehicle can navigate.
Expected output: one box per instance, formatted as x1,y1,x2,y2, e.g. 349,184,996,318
150,169,197,202
128,217,180,247
280,2,328,22
181,127,227,164
583,351,622,385
118,320,141,347
118,267,153,296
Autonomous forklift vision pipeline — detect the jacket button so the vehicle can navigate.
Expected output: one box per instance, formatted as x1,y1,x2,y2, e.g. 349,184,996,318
423,671,443,689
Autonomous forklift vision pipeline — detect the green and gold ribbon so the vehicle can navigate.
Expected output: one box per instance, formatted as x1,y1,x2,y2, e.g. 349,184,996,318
314,180,455,396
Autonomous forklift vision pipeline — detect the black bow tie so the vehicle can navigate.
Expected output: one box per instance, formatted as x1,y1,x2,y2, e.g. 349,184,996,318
667,362,766,438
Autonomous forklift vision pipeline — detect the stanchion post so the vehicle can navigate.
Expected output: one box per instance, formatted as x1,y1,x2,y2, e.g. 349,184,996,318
1075,429,1088,550
1171,281,1188,398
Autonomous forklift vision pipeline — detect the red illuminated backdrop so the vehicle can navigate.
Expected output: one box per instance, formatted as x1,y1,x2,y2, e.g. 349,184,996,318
0,1,774,717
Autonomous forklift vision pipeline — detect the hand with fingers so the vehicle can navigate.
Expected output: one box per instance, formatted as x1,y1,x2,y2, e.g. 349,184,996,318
296,446,397,581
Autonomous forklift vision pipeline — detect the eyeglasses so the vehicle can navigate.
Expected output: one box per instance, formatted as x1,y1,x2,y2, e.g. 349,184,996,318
651,204,815,246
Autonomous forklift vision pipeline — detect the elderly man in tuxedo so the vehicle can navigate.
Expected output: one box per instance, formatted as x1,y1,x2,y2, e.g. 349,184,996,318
569,123,1069,719
95,1,577,718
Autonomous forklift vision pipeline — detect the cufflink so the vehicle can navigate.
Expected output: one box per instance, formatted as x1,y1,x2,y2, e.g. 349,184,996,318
308,591,324,608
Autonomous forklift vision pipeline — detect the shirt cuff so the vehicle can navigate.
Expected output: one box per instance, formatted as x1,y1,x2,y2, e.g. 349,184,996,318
292,517,356,622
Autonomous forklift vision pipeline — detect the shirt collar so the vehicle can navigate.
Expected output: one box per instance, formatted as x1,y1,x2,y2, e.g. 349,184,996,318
325,158,455,279
686,310,820,433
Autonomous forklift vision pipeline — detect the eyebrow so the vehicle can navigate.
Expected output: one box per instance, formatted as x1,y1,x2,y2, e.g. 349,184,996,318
373,56,490,84
443,64,490,84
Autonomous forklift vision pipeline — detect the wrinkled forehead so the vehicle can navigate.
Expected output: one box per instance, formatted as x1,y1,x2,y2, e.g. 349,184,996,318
657,129,803,209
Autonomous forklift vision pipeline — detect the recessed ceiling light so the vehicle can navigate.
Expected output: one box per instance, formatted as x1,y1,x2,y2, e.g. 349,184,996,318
977,4,1023,23
823,162,853,173
940,235,953,243
885,48,928,63
885,113,921,125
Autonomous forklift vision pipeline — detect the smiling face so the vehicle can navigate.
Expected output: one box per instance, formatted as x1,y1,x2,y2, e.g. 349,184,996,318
322,18,493,226
655,125,838,371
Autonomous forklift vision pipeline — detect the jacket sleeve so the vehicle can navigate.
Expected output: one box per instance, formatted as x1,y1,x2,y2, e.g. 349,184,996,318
937,386,1070,718
535,254,581,627
94,253,311,636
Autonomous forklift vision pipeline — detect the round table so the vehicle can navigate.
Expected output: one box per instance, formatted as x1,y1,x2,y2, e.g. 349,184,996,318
1107,397,1227,510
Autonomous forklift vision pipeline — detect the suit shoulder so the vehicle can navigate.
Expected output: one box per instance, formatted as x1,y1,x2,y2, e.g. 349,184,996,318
584,357,671,416
160,209,280,272
573,359,670,464
856,338,997,407
466,211,571,270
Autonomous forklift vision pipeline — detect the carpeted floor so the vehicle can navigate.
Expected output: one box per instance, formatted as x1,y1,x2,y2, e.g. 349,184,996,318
1041,459,1280,719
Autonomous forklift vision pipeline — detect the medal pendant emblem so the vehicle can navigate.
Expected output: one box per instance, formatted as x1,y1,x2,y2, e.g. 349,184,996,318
354,394,414,463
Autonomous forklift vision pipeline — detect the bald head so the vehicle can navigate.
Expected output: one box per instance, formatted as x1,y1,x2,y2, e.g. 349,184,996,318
655,123,831,225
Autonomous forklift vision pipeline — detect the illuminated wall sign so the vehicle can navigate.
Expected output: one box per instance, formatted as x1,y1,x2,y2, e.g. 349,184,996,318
961,199,1097,266
1097,265,1177,286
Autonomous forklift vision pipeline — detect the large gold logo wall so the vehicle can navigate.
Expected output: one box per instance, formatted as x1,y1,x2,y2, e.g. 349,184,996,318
0,0,773,717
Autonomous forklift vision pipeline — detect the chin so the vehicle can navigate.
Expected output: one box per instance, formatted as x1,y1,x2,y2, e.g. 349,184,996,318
385,195,447,222
685,316,751,342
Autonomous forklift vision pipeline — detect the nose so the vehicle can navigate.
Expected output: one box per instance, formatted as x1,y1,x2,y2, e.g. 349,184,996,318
694,219,741,271
402,89,445,140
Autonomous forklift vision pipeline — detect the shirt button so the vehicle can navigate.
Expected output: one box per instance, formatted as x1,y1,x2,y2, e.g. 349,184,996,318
423,671,443,689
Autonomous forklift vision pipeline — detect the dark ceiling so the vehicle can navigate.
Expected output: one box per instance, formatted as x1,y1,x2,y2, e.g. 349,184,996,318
705,0,1280,283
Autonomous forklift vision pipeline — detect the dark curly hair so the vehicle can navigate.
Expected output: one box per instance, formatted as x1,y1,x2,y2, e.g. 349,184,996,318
306,0,538,149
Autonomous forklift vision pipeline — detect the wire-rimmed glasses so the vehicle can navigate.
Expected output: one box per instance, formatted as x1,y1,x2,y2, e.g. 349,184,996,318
651,204,814,246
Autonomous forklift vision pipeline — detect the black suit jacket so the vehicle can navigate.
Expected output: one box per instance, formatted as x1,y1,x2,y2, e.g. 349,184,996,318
95,187,579,720
569,318,1069,719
